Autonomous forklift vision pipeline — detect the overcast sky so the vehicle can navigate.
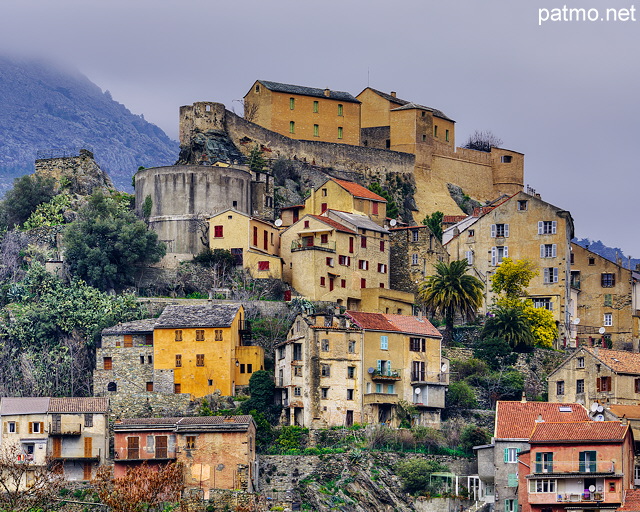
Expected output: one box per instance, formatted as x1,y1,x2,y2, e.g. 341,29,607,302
1,0,638,255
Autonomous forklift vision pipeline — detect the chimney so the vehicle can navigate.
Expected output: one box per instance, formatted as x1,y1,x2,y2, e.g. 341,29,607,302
535,414,544,423
521,392,527,403
390,91,397,98
621,416,628,426
324,88,330,97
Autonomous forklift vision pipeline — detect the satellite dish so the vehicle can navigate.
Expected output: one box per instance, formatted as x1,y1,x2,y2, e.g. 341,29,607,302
368,367,375,374
597,405,604,413
415,387,421,395
390,219,397,227
599,327,606,334
591,403,598,412
573,318,581,325
589,485,596,492
595,414,605,421
441,364,448,372
275,219,283,227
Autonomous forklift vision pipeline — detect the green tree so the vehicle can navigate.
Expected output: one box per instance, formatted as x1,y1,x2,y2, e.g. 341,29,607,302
523,301,557,349
368,182,398,219
422,211,444,242
459,425,490,454
445,381,477,410
22,193,71,230
63,192,165,291
396,458,450,495
474,337,518,370
247,145,267,173
491,258,538,299
239,370,281,424
483,305,535,352
418,260,484,344
1,174,56,228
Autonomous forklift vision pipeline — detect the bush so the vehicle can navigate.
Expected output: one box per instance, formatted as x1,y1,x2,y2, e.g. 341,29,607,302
474,338,518,371
451,358,489,380
446,381,477,410
459,425,490,454
275,426,309,450
396,458,449,495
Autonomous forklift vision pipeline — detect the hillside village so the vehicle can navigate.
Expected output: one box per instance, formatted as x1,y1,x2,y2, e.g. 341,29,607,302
2,79,640,512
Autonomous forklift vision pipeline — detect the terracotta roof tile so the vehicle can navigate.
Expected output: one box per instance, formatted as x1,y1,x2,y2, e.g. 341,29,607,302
443,215,468,224
310,215,357,234
608,404,640,419
619,489,640,511
385,314,441,338
331,179,386,202
48,397,109,414
584,347,640,375
529,421,629,443
495,401,590,439
346,311,399,332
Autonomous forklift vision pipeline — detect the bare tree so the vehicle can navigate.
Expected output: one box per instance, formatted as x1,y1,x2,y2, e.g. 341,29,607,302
0,444,64,512
243,101,259,122
462,130,503,152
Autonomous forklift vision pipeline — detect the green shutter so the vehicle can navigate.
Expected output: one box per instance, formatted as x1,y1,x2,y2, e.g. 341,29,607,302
535,452,542,472
505,448,510,463
579,451,586,472
514,499,518,512
507,473,518,487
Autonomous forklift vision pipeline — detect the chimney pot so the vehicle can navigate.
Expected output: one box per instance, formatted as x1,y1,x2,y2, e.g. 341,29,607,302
390,91,397,98
324,88,330,97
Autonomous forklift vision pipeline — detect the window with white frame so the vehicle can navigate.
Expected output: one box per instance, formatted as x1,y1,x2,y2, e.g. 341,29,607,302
504,447,520,463
577,357,585,368
540,244,557,258
491,246,508,266
412,230,419,242
538,220,557,235
491,223,509,238
380,335,388,350
529,479,556,493
543,267,558,284
604,313,613,327
465,250,474,265
532,297,552,310
411,254,419,265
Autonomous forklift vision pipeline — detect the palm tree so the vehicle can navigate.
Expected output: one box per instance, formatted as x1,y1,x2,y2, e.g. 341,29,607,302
483,305,535,352
418,260,484,344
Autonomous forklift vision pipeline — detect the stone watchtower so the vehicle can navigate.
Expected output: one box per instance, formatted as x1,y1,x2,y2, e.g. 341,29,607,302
178,102,227,148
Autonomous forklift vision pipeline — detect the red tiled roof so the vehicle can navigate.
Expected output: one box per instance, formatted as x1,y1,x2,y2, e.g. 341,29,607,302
332,179,386,202
310,215,357,234
385,314,441,338
49,397,109,414
529,421,629,443
495,401,590,439
619,489,640,511
346,311,399,332
280,204,304,210
583,347,640,375
609,404,640,420
443,215,468,224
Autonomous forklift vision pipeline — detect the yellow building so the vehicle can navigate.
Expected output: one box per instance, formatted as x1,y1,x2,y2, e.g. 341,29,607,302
279,178,387,227
445,192,574,342
244,80,361,146
570,243,640,350
208,209,283,279
275,311,446,428
153,304,264,397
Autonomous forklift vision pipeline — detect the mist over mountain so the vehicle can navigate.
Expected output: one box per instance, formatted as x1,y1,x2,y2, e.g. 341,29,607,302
0,55,178,192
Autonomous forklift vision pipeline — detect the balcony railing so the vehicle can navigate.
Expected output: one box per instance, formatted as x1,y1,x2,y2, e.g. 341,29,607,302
291,239,336,253
410,371,449,384
372,369,401,381
50,424,82,436
363,393,399,405
532,460,616,474
557,492,605,502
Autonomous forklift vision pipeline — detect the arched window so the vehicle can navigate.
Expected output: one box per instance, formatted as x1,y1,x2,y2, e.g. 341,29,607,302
107,382,117,392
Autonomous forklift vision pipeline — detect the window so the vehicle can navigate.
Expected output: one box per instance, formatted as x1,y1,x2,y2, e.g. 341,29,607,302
604,313,613,326
501,155,513,163
195,329,204,341
491,223,509,238
504,500,518,512
601,273,616,287
214,225,223,238
540,244,557,258
532,297,552,310
588,257,595,265
124,334,133,347
468,229,475,237
320,233,328,243
107,382,117,392
215,329,223,341
375,383,382,393
538,221,557,235
293,343,302,360
140,355,145,364
326,257,334,267
277,346,285,360
378,263,387,273
360,278,366,288
529,479,556,493
347,366,356,379
321,339,330,351
289,121,295,134
579,450,597,472
410,338,426,352
348,340,356,353
294,366,302,377
321,387,329,399
604,294,613,306
445,129,450,142
258,261,270,271
491,246,508,266
320,276,326,286
387,384,395,394
340,279,346,288
411,254,419,265
556,380,565,395
434,125,438,137
361,236,367,248
208,379,213,386
175,354,182,367
103,357,112,370
338,127,343,139
544,267,558,284
174,383,181,393
146,382,153,392
31,422,41,434
412,230,419,242
535,452,554,473
504,447,520,463
247,364,253,373
294,387,301,396
347,389,354,400
185,436,196,450
379,239,384,251
321,364,331,377
313,100,319,113
289,97,295,110
240,363,245,373
380,335,388,350
7,421,16,433
635,378,640,393
358,260,369,270
570,252,574,264
577,357,585,368
313,124,319,137
339,255,351,266
465,250,474,265
337,104,343,116
175,330,182,341
597,376,611,392
577,379,584,393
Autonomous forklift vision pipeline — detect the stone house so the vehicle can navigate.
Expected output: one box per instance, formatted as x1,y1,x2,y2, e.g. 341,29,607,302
0,397,109,484
113,415,258,497
244,80,361,146
518,421,634,512
389,224,449,295
208,208,283,279
570,243,640,350
95,304,264,399
474,400,590,512
548,347,640,411
445,191,574,341
275,311,446,429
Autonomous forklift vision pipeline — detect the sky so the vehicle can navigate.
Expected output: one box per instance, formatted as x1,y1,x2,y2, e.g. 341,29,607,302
1,0,638,255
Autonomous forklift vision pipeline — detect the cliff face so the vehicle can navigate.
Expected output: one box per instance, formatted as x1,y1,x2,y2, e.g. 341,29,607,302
0,55,178,192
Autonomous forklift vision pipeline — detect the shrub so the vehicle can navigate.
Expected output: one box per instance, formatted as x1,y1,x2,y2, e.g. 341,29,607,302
396,458,449,495
446,381,477,410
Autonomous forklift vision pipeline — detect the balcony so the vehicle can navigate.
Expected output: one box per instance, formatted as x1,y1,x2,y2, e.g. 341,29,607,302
531,460,616,475
50,424,82,436
363,393,399,405
411,371,449,385
291,239,336,253
557,492,605,502
372,369,401,381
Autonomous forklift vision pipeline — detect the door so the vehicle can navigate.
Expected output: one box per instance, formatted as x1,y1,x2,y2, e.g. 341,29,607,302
155,435,168,458
52,437,62,458
52,414,61,434
83,462,92,480
127,436,139,459
346,410,353,427
84,437,92,458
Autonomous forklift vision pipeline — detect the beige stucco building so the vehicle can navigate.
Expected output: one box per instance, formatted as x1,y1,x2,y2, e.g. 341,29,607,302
445,192,574,341
275,311,446,429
